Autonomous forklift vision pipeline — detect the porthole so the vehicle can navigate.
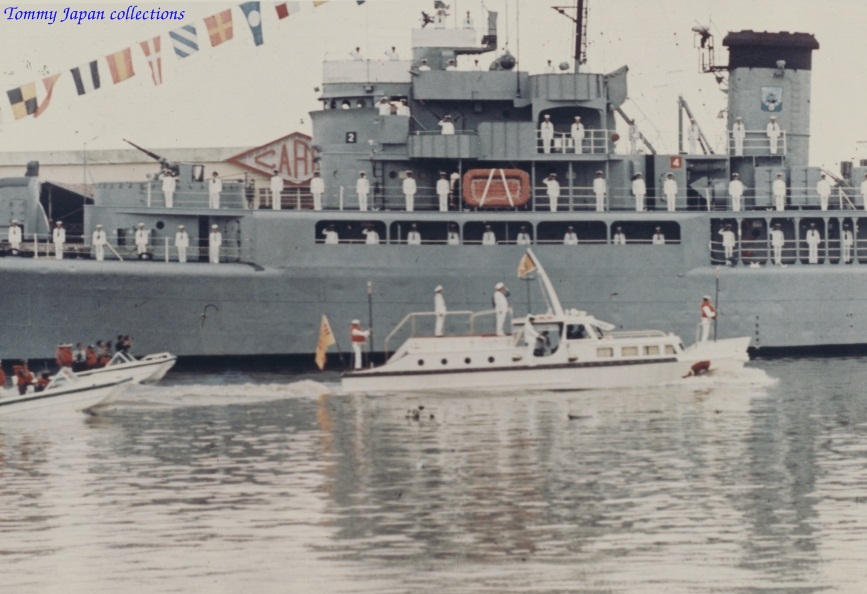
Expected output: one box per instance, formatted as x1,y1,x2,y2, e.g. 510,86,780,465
464,357,471,364
389,171,398,179
441,358,448,365
488,356,495,363
155,221,165,230
417,359,425,366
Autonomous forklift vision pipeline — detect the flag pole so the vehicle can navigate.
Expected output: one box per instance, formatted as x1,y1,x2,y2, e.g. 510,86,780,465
333,332,347,370
367,281,374,368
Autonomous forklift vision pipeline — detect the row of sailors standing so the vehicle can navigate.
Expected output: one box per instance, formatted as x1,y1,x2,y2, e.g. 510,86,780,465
720,221,854,266
160,170,223,209
731,115,783,156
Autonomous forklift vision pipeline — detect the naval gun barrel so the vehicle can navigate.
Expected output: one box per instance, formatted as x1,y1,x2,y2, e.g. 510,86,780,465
123,138,176,172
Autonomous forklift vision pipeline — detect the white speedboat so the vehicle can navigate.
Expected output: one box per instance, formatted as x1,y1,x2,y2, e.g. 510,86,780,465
0,368,133,416
76,351,176,385
342,250,750,394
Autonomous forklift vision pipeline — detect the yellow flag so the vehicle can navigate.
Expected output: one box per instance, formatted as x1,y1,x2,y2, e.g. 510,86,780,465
313,1,329,6
315,315,336,370
517,253,537,278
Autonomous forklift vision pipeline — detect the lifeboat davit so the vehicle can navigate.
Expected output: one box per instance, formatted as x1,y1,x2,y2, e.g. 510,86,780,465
462,168,531,208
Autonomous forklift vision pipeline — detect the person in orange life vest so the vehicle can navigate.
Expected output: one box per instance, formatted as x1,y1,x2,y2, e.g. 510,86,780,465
55,344,74,368
13,361,33,395
350,319,371,370
700,296,716,342
35,372,51,393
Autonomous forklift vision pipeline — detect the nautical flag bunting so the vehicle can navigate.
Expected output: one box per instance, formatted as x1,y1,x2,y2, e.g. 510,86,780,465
7,82,37,120
70,60,101,95
33,73,61,117
204,9,234,47
275,2,301,19
170,24,199,58
106,48,135,84
315,315,336,370
139,36,164,85
240,2,264,46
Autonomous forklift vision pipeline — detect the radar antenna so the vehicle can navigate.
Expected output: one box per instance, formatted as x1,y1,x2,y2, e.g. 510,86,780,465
552,0,589,70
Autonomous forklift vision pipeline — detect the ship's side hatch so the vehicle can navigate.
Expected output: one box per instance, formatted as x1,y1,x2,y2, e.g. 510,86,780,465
40,181,93,239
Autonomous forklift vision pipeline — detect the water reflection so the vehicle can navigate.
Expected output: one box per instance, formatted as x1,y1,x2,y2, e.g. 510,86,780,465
1,363,867,592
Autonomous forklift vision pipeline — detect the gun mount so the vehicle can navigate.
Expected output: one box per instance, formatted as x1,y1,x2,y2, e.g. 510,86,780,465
123,138,179,176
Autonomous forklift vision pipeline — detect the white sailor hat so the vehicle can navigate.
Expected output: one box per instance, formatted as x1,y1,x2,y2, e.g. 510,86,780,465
574,115,581,120
736,116,742,119
732,173,739,177
770,115,777,119
351,319,360,324
11,219,17,224
435,285,443,292
211,224,219,229
595,171,602,175
178,225,185,229
543,114,551,118
56,221,63,225
667,172,674,177
495,282,505,289
776,172,783,177
703,295,711,300
138,223,145,227
359,171,365,174
96,224,103,228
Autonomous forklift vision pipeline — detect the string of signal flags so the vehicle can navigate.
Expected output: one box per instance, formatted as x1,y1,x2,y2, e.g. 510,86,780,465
4,0,367,123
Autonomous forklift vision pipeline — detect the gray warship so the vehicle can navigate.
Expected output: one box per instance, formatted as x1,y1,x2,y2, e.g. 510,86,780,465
0,2,861,361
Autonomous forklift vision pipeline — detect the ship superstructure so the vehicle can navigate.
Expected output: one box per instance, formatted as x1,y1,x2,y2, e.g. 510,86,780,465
0,2,865,361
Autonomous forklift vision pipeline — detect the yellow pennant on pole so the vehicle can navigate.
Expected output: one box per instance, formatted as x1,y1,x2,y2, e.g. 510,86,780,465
517,253,537,279
315,314,336,370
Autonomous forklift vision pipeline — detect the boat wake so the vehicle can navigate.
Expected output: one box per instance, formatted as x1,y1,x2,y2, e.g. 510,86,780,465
111,379,332,409
675,365,777,388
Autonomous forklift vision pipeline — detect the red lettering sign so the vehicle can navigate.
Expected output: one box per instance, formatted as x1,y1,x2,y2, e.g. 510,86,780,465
670,156,683,169
228,132,315,185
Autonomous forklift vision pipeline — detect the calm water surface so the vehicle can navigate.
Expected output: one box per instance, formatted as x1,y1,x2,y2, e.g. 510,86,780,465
2,358,867,593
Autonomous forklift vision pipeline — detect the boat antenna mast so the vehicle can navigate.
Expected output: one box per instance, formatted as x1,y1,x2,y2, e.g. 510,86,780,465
552,0,588,71
692,22,728,90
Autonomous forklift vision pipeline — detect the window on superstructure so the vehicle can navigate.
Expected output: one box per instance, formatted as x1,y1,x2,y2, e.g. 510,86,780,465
388,221,459,245
537,221,606,245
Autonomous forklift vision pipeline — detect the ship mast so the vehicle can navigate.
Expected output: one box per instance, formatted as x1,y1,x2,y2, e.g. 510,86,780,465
552,0,588,70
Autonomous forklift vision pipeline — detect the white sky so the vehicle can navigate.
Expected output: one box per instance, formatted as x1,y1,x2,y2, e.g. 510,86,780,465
0,0,864,171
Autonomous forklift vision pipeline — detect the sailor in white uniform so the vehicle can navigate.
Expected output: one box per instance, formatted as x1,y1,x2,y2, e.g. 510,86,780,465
378,97,392,116
396,99,410,117
816,174,832,211
516,226,531,246
92,224,107,261
687,119,700,154
806,223,821,264
161,171,176,208
663,172,678,212
493,282,509,336
436,172,450,212
539,114,554,154
134,223,149,257
770,224,785,265
418,59,431,72
270,170,283,211
719,224,736,264
563,226,578,245
861,174,867,210
384,46,399,60
8,220,21,252
447,224,460,245
434,286,447,337
523,316,541,365
407,224,422,245
482,225,496,246
772,173,786,211
310,171,325,211
209,224,222,264
632,173,646,212
728,173,745,212
544,173,560,212
175,225,189,263
322,224,339,244
842,223,854,264
349,46,363,60
570,116,585,153
356,172,369,211
613,226,626,245
767,116,781,155
628,123,640,154
445,59,457,71
439,115,455,135
652,227,665,245
732,116,746,156
209,172,222,209
53,221,65,260
403,171,417,212
363,224,380,245
592,171,607,212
